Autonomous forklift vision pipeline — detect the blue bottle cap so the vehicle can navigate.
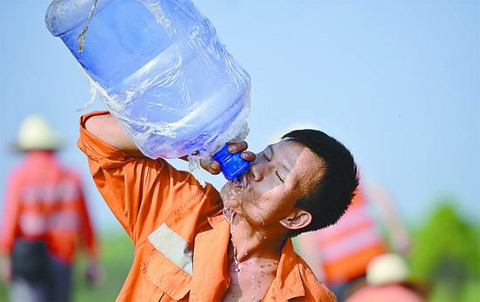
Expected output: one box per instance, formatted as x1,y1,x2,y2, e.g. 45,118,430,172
212,144,250,181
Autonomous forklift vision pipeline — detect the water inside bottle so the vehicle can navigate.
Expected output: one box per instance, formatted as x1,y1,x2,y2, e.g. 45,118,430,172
62,0,174,89
52,0,251,160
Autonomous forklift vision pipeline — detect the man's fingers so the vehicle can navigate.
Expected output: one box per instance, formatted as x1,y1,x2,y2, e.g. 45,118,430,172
227,141,248,153
209,161,221,174
200,158,221,175
226,142,255,162
197,142,252,175
241,151,256,162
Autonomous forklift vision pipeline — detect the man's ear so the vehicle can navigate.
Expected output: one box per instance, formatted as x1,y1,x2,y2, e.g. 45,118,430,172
279,209,312,231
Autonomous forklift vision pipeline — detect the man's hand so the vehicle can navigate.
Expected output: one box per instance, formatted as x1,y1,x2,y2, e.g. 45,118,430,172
183,141,256,175
85,259,103,288
203,141,256,175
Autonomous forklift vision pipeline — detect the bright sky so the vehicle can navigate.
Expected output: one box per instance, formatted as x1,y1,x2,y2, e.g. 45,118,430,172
1,0,479,233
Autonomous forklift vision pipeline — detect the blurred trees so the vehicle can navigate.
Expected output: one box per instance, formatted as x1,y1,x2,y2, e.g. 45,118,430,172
409,197,480,302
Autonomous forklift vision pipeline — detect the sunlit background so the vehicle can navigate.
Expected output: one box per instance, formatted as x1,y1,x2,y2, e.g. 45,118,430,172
1,0,478,301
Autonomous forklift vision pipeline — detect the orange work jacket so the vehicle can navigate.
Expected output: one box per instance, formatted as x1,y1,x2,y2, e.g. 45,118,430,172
0,151,98,264
78,111,335,302
314,190,386,285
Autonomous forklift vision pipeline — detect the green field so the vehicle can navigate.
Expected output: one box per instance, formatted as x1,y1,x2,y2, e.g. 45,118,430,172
73,233,133,302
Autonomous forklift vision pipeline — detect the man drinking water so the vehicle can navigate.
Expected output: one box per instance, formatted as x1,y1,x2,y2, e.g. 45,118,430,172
78,111,358,301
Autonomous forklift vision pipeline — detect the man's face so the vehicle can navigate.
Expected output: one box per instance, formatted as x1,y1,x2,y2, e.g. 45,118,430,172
220,139,325,228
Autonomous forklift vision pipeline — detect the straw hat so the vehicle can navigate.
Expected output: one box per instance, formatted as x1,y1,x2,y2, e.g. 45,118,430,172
16,115,62,151
366,253,409,286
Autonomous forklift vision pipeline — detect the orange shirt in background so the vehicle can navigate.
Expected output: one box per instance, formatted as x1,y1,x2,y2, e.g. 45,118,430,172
0,151,98,264
347,284,425,302
77,111,335,302
305,189,386,285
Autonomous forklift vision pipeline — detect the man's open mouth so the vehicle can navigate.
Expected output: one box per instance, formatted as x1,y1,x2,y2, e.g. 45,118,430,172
231,173,247,189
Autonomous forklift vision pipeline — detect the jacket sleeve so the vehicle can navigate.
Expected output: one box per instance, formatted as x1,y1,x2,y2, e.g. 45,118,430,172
74,173,99,259
77,111,218,245
0,169,22,255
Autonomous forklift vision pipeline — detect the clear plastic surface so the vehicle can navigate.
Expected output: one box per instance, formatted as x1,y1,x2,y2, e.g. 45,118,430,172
46,0,251,159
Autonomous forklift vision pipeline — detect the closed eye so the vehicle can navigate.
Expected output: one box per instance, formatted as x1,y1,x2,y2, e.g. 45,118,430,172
276,171,284,183
263,152,270,161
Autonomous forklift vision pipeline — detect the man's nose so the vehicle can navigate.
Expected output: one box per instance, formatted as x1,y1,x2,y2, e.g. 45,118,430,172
249,158,269,182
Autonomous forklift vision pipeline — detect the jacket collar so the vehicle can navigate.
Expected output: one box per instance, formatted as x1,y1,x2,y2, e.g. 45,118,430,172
271,239,306,300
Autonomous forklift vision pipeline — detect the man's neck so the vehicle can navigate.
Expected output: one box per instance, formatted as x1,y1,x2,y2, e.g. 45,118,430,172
228,213,285,264
222,214,286,302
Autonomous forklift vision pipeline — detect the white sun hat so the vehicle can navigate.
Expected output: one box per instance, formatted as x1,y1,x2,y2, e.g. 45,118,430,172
366,253,409,286
17,115,62,151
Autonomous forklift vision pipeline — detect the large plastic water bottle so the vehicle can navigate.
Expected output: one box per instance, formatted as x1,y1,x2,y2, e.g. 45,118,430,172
45,0,251,179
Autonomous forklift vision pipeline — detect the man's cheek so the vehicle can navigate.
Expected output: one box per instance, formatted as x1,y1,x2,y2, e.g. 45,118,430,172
245,204,268,226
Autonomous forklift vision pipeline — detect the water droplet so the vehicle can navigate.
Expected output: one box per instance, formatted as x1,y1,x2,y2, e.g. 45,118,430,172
224,204,240,271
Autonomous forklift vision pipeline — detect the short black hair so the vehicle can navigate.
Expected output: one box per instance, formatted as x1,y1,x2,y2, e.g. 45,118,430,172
282,129,358,237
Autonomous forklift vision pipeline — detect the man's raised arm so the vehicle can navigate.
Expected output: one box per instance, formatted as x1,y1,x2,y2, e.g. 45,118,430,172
85,114,143,157
84,112,255,174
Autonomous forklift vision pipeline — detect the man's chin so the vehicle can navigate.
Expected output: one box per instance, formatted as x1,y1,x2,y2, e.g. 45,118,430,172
220,183,242,210
225,198,241,210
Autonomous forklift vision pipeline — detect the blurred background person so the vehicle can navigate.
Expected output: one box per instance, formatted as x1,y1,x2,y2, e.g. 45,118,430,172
0,116,100,302
346,253,430,302
295,179,410,301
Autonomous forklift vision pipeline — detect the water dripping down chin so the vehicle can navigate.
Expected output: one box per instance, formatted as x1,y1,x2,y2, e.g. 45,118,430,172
222,203,236,224
220,180,243,210
223,202,241,271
